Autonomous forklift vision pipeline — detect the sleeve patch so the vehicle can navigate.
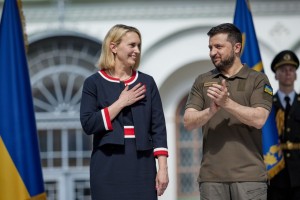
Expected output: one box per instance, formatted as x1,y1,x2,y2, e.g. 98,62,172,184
264,84,273,96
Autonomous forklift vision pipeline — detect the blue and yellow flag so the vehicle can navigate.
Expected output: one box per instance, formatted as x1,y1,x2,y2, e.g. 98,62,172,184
0,0,46,199
233,0,284,178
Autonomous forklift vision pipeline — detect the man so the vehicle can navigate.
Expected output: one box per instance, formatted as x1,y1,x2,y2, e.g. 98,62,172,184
184,23,273,200
267,50,300,200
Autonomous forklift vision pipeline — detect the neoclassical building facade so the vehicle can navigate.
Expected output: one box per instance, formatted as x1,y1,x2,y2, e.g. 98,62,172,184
1,0,300,199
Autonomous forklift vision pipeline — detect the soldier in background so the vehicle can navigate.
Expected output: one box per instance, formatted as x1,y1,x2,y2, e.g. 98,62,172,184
268,50,300,200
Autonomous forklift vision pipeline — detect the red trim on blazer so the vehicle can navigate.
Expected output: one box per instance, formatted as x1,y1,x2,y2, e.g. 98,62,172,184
98,70,138,85
101,107,113,130
153,147,169,157
124,126,135,138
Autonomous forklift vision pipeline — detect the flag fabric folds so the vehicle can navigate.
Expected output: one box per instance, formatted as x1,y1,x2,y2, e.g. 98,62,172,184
233,0,263,72
233,0,284,179
0,0,46,199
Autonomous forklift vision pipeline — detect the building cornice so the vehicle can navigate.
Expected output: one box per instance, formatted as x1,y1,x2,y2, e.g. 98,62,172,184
18,1,300,22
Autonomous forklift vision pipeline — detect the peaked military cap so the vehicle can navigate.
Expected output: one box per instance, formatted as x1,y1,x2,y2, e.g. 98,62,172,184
271,50,299,72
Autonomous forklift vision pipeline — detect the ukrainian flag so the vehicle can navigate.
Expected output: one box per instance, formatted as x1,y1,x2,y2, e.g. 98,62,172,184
0,0,46,199
233,0,284,178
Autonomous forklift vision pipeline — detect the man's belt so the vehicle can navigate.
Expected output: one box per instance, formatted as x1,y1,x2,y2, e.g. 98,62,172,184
281,141,300,150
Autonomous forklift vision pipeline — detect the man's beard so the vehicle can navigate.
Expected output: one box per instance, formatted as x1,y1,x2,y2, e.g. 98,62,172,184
212,50,235,71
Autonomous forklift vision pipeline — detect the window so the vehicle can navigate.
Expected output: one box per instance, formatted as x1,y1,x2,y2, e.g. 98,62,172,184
176,96,203,200
74,180,91,200
39,129,92,168
27,33,101,199
44,181,58,200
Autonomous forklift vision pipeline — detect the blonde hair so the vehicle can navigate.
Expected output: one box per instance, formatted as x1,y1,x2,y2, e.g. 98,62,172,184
97,24,142,70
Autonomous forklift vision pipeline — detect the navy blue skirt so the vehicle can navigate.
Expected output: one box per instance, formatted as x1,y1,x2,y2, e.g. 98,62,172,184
90,139,157,200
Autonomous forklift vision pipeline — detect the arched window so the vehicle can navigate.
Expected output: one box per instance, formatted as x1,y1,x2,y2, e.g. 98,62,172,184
27,33,101,200
176,95,203,200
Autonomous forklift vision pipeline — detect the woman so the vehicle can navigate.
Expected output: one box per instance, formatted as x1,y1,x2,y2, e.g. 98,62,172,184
80,24,169,200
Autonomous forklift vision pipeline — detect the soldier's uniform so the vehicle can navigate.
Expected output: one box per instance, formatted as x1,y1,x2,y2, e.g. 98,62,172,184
268,50,300,200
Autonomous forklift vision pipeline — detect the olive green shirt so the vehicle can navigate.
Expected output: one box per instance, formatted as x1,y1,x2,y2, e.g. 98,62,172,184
186,65,273,183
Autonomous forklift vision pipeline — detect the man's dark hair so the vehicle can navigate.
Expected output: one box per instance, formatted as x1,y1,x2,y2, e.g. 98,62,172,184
207,23,242,45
